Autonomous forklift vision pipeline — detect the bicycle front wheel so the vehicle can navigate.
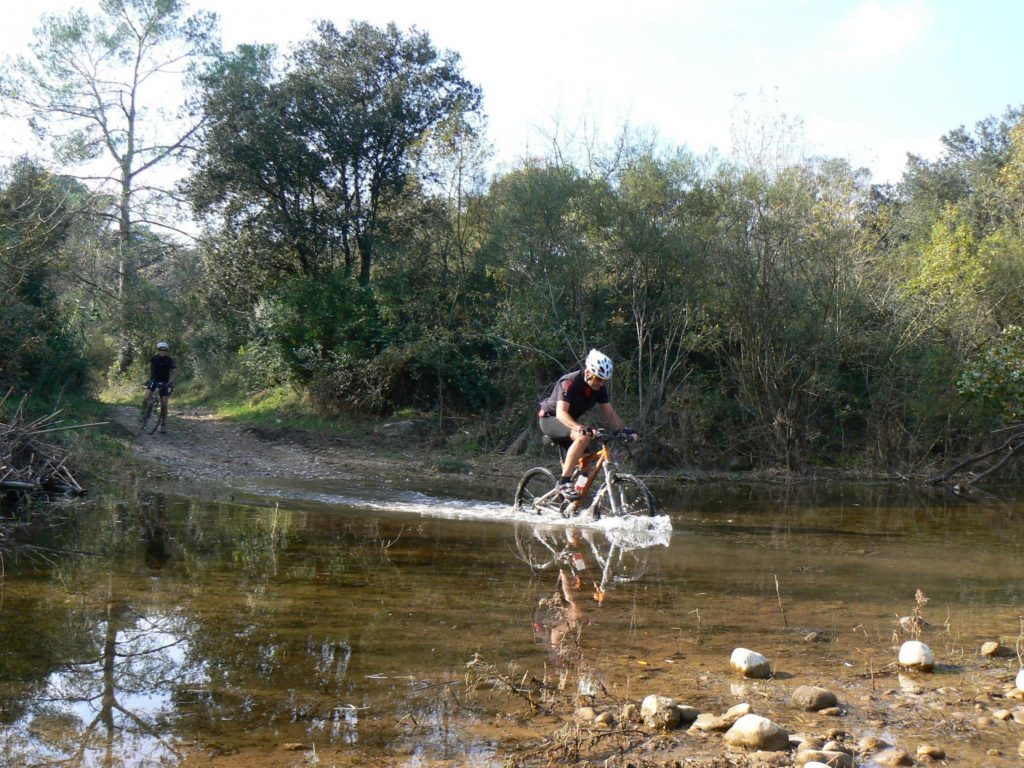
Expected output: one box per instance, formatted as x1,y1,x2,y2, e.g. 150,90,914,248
592,473,656,518
140,399,159,434
513,521,562,570
514,467,559,515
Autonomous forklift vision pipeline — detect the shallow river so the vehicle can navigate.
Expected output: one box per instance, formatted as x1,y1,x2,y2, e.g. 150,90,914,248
1,478,1023,766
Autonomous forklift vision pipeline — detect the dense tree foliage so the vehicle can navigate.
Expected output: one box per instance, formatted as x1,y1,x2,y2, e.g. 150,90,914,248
3,5,1024,474
0,161,92,397
0,0,219,372
188,21,481,286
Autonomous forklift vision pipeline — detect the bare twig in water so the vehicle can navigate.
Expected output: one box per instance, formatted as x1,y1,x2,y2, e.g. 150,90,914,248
774,573,789,628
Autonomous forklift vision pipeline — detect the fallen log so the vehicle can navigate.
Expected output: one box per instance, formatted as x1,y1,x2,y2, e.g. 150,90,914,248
926,424,1024,488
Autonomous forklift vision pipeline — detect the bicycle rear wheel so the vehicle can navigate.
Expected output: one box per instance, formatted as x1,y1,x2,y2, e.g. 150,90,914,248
140,398,159,434
514,467,559,515
592,473,655,518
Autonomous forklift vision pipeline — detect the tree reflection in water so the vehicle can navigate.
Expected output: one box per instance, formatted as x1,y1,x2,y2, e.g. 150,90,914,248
0,491,500,764
0,496,191,764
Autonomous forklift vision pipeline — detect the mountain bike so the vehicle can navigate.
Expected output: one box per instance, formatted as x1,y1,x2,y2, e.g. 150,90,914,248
139,381,173,435
513,429,655,518
513,520,667,594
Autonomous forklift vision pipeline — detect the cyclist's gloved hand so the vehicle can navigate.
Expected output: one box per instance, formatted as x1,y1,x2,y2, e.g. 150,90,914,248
623,427,640,442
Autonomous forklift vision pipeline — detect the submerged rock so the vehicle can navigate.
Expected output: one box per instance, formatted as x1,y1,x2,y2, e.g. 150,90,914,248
898,615,935,633
898,640,934,671
689,712,732,732
724,714,790,751
574,706,596,722
730,647,772,678
1017,668,1024,693
873,748,915,766
917,743,946,760
981,640,1014,658
594,711,615,727
796,751,854,768
857,734,891,754
792,685,839,712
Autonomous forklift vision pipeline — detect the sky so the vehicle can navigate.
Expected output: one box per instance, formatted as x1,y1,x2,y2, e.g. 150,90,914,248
3,0,1023,184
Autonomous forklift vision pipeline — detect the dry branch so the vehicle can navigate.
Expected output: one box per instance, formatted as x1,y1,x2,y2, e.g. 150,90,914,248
926,425,1024,487
0,398,100,499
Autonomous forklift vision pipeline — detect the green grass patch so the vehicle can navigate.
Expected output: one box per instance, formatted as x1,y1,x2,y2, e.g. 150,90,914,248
190,385,370,437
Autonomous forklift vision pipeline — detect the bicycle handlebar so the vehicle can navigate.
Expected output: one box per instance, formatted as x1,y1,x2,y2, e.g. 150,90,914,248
589,428,639,444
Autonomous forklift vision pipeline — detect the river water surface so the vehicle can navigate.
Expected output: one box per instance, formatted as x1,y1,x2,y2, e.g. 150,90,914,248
1,478,1023,766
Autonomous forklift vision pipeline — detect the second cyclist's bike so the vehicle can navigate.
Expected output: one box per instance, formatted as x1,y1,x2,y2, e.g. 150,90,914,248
513,429,655,518
138,381,171,435
139,389,161,434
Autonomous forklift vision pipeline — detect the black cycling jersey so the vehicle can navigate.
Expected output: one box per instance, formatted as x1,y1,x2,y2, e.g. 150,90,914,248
538,370,610,421
149,354,176,383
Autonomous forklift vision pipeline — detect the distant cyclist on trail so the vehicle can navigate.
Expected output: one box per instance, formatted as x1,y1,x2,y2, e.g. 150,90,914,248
143,341,177,434
537,349,638,500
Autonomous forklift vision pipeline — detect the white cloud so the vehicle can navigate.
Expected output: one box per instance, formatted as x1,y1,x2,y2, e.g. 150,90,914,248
825,0,931,67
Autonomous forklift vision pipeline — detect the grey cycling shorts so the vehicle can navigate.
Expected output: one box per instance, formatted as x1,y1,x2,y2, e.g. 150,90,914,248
538,416,571,440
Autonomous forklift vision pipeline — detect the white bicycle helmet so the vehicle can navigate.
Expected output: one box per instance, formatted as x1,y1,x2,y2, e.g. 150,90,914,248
156,341,169,350
585,349,613,380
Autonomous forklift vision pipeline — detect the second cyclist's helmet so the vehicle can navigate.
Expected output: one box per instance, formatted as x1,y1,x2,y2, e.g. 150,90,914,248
156,341,170,350
585,349,613,380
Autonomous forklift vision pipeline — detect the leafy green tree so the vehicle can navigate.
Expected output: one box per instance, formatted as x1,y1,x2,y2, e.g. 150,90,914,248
0,160,91,395
189,20,482,288
958,325,1024,420
700,157,875,468
484,162,614,378
605,150,714,444
1,0,219,370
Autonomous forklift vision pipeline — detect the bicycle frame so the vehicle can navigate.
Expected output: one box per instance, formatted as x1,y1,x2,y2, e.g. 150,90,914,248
569,434,623,516
515,430,652,519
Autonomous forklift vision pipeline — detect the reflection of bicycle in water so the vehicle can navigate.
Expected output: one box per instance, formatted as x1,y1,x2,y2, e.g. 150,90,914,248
514,520,669,598
514,429,655,519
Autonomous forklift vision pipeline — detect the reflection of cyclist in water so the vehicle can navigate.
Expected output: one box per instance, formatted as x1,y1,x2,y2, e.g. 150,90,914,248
533,570,587,665
531,530,606,665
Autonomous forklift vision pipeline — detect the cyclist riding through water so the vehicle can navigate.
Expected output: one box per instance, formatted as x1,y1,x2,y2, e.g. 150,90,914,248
537,349,639,501
143,341,177,434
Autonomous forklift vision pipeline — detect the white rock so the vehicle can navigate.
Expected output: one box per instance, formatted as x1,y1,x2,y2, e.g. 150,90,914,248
640,694,675,718
723,702,752,724
1017,668,1024,693
640,695,681,729
798,756,854,768
898,640,934,672
724,713,790,751
730,647,772,679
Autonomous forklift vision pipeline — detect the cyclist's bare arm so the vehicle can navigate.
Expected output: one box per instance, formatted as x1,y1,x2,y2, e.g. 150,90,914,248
598,402,627,433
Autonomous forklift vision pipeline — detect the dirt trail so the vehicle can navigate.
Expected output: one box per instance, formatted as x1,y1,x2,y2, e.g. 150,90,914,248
105,404,520,492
